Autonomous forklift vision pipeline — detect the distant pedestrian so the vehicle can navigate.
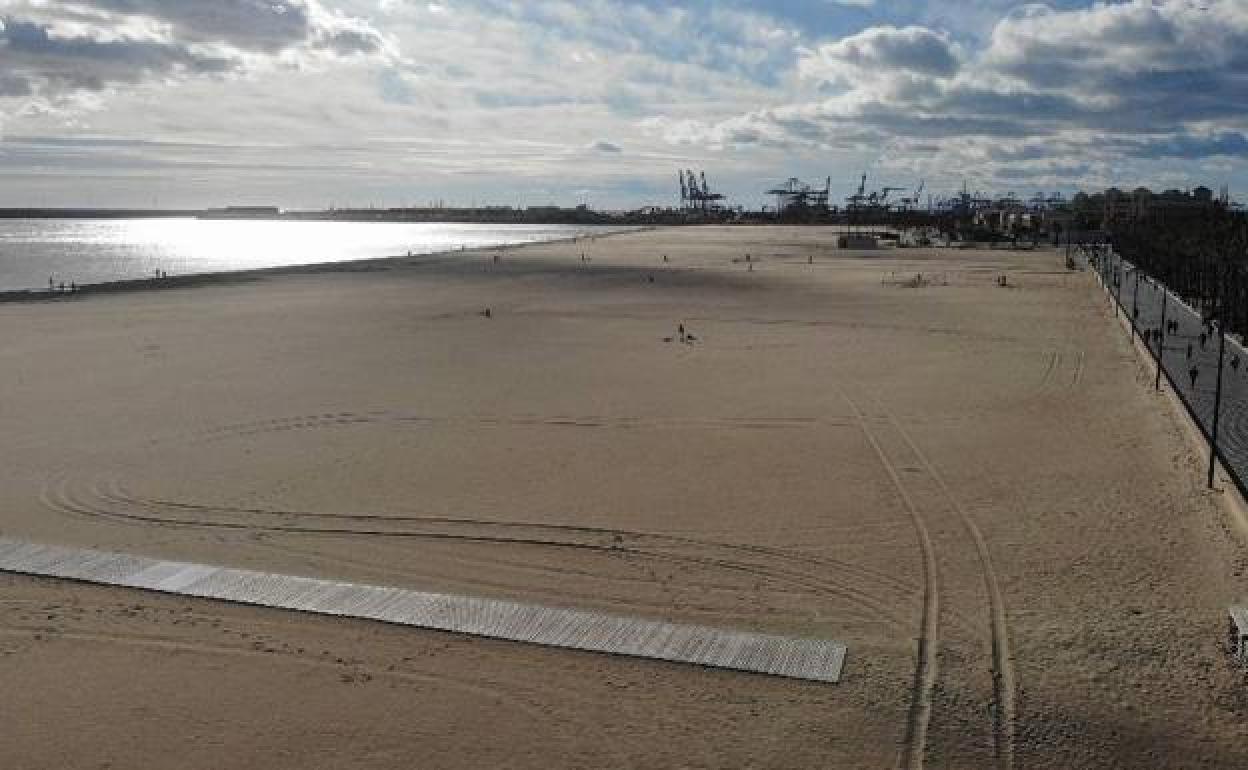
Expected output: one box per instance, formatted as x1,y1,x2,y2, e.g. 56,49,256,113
48,276,53,291
1187,343,1194,360
1232,356,1240,372
1190,366,1200,388
1200,332,1208,350
678,323,686,343
662,254,668,263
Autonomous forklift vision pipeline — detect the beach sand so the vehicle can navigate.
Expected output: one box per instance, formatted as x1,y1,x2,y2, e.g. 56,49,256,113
1,225,1246,767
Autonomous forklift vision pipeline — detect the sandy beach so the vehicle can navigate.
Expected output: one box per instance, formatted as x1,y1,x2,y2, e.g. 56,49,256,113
2,225,1246,768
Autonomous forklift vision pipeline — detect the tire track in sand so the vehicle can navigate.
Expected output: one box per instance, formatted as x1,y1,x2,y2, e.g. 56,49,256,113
839,392,940,770
40,474,918,629
869,395,1016,770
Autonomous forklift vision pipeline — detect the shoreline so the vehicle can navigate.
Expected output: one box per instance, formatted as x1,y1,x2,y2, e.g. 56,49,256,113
0,225,652,303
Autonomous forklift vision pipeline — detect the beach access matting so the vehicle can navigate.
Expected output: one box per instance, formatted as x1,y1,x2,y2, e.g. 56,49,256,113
0,537,846,683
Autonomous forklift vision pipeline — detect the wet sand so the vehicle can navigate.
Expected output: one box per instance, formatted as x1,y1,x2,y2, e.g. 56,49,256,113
1,226,1246,767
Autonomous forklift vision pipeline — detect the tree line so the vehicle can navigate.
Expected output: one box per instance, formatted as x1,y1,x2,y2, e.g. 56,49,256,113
1111,209,1248,337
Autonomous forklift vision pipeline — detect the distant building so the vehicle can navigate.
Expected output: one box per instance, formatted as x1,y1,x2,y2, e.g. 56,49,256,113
1101,186,1222,227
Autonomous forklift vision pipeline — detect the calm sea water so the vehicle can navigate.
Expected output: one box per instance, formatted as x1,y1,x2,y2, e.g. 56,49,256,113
0,219,626,291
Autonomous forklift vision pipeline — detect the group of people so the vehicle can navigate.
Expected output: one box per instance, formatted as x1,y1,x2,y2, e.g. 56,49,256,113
1140,316,1246,389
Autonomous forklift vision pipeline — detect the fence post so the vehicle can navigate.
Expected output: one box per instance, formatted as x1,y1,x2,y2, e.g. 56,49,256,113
1131,269,1140,342
1209,327,1227,489
1156,290,1168,392
1113,253,1121,317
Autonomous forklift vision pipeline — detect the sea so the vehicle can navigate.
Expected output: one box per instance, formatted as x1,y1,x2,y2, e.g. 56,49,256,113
0,219,629,292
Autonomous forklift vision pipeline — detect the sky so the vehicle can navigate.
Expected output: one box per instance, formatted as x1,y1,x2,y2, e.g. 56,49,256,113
0,0,1245,209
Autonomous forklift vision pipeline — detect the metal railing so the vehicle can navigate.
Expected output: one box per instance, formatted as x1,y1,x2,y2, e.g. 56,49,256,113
1088,244,1248,496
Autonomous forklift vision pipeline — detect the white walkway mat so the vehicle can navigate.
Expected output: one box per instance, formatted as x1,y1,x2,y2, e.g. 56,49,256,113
0,537,846,683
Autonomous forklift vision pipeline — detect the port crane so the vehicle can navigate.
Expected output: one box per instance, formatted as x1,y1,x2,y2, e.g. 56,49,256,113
678,169,725,212
845,173,869,209
899,180,925,210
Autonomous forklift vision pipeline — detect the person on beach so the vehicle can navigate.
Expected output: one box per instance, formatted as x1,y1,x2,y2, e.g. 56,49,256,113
678,323,686,343
1190,366,1199,388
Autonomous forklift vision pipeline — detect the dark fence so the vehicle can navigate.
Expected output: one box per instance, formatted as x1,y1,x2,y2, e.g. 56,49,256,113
1089,244,1248,496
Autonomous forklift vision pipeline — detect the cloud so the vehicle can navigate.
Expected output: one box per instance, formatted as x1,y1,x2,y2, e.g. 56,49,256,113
647,0,1248,189
798,25,961,85
4,0,1246,207
0,0,390,116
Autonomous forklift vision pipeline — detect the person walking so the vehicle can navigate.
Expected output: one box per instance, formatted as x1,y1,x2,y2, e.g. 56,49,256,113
1190,366,1200,388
